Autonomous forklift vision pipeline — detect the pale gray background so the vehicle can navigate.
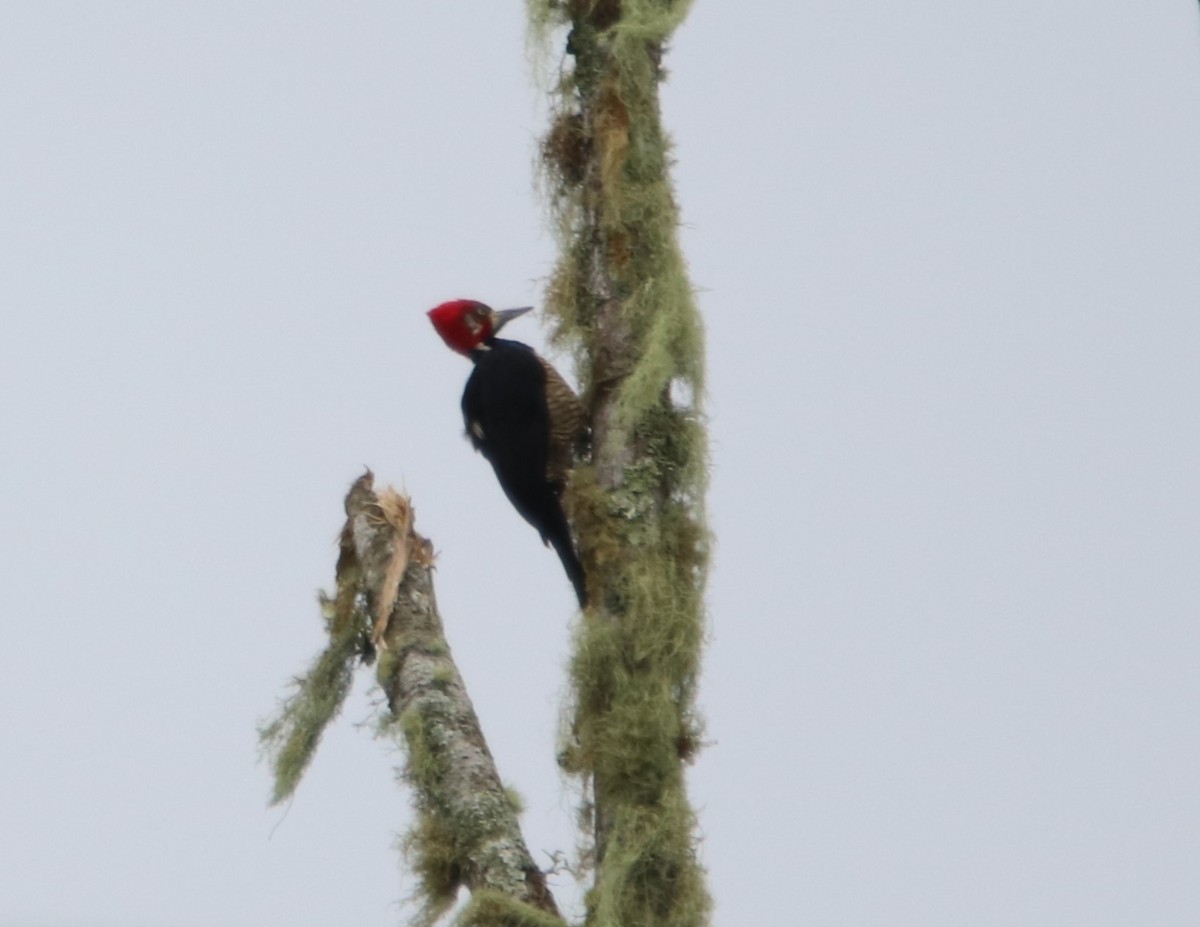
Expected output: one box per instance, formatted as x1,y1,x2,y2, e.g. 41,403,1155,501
2,3,1198,926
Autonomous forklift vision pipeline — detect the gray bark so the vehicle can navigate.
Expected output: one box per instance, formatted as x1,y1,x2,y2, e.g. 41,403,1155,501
342,472,559,919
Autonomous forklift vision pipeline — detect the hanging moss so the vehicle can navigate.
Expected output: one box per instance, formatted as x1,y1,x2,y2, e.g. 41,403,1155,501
257,623,360,806
258,536,373,810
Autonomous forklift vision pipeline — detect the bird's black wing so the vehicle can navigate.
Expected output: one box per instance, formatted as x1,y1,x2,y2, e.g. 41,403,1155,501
462,340,586,605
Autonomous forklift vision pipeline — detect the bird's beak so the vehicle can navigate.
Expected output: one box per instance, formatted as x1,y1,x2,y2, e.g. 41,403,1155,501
491,306,534,333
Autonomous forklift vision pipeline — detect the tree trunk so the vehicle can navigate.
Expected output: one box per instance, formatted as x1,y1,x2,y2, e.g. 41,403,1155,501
530,2,712,924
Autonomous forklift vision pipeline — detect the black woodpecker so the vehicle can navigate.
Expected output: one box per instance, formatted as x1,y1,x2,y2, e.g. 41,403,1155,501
428,299,586,606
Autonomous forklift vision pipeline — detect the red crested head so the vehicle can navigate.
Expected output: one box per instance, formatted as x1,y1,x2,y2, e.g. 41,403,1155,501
428,299,492,356
427,300,533,356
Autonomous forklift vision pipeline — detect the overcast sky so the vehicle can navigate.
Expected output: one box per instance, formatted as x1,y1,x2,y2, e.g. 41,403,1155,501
3,4,1199,926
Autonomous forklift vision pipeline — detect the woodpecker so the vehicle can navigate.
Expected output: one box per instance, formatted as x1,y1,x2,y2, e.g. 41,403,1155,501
428,299,586,606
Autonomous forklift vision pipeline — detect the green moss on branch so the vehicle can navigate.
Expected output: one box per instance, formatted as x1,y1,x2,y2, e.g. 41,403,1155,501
529,2,711,925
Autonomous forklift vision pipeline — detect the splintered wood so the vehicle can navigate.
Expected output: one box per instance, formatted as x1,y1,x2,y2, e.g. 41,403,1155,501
363,486,433,650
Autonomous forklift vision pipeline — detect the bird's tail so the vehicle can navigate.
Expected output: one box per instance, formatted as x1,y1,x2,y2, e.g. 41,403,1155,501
540,505,586,607
549,531,587,608
513,481,587,607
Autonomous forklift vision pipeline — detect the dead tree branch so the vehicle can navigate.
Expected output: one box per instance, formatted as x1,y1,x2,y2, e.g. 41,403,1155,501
262,471,562,926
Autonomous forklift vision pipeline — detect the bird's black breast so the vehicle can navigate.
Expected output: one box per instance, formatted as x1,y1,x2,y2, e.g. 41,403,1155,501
462,339,554,524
